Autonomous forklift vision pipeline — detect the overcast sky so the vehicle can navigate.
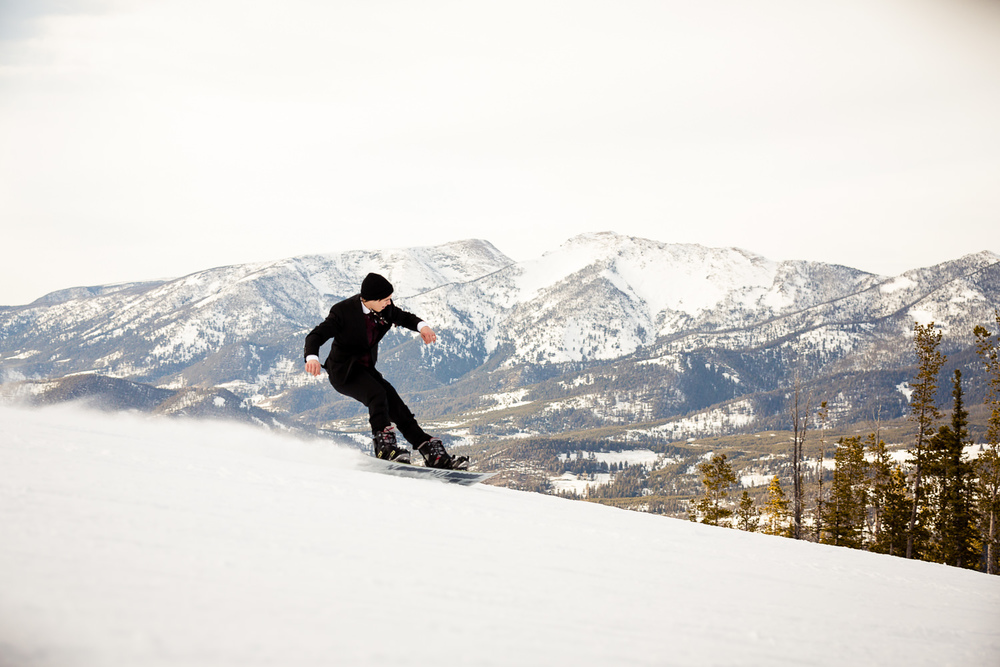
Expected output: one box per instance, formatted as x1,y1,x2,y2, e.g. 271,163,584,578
1,0,998,305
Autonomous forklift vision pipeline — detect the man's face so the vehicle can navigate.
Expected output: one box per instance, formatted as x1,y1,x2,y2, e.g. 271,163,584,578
368,295,392,313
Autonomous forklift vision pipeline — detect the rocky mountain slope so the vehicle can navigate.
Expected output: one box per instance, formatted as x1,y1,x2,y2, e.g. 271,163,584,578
2,233,997,449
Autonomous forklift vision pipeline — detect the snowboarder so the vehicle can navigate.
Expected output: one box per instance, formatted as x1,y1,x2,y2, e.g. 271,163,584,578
304,272,468,470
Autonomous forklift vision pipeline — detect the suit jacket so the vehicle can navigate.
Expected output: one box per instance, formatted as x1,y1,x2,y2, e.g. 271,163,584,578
304,294,423,387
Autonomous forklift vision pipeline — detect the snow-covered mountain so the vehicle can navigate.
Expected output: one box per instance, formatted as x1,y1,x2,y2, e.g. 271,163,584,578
1,232,998,441
430,233,884,367
2,405,997,666
0,238,512,389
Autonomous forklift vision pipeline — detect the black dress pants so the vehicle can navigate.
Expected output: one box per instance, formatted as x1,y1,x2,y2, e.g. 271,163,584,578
331,365,431,446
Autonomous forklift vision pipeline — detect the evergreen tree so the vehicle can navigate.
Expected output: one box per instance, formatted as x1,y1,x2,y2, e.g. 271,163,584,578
974,309,1000,574
735,491,760,532
822,436,868,549
907,321,946,559
876,467,913,557
763,476,792,537
866,434,895,550
696,453,738,526
925,370,978,568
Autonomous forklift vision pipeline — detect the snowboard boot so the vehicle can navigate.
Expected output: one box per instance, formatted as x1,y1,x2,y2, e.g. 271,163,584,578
417,438,469,470
373,426,410,464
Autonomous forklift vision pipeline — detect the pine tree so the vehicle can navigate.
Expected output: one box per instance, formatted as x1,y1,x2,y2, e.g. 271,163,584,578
974,309,1000,574
822,436,868,549
696,453,738,527
925,370,978,568
867,434,894,550
763,476,792,537
876,467,913,557
735,491,760,532
907,321,946,559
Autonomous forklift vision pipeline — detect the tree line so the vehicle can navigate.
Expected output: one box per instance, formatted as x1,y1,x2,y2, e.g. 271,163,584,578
692,310,1000,575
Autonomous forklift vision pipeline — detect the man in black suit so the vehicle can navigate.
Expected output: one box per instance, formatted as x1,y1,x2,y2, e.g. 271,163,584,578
304,272,467,469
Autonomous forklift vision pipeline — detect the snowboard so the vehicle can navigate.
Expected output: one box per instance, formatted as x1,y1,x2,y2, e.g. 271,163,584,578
360,455,496,486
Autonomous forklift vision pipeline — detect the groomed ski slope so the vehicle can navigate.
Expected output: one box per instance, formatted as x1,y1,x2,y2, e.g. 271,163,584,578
1,405,998,667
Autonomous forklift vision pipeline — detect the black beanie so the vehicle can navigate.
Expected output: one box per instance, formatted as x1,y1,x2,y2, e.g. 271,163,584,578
361,273,394,301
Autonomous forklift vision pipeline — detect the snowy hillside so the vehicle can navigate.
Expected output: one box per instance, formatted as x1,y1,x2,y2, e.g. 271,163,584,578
1,406,998,666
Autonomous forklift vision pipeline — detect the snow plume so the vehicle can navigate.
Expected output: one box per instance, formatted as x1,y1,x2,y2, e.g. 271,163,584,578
1,405,998,666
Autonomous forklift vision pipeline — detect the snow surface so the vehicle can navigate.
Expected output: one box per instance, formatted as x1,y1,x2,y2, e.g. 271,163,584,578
632,399,756,440
548,472,614,496
2,405,999,667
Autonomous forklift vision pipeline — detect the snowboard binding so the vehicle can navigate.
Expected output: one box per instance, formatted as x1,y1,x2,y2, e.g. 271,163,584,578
373,426,410,464
417,438,469,470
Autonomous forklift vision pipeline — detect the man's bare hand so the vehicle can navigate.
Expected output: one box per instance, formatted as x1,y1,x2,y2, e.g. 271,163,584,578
420,326,437,344
305,359,322,376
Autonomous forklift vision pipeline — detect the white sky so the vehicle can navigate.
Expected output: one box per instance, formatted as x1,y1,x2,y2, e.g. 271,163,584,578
1,0,999,306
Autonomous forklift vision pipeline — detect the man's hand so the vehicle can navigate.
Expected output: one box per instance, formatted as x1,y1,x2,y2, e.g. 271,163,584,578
420,326,437,344
305,359,323,376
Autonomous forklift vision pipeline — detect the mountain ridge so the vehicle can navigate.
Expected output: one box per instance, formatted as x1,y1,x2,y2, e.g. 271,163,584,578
1,233,997,448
